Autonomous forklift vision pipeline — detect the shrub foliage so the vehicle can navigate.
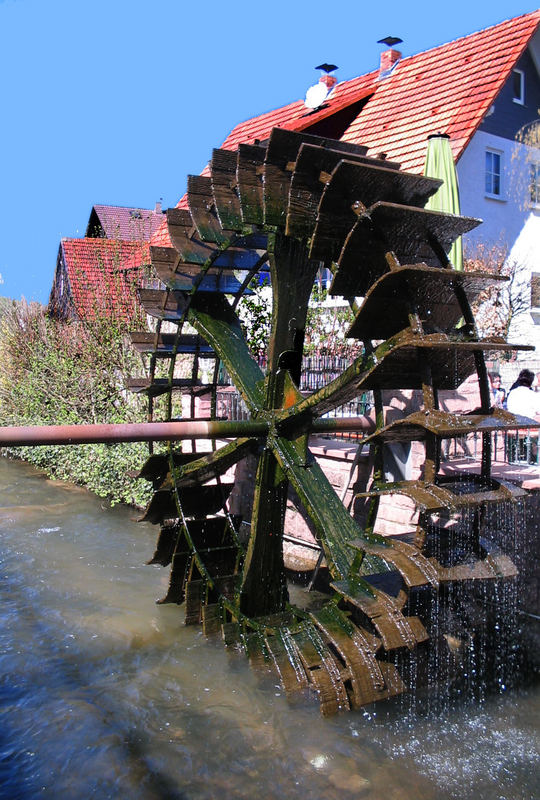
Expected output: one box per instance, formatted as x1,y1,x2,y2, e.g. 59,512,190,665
0,300,151,507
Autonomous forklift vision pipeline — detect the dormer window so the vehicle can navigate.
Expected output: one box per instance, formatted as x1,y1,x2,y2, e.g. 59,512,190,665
513,69,525,105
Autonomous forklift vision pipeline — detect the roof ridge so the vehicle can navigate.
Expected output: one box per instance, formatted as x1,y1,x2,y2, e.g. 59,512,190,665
93,203,161,212
395,9,540,67
230,68,380,130
62,236,146,245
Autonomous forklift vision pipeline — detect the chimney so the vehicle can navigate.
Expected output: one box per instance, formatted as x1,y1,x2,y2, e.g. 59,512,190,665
377,36,403,79
319,72,337,91
154,199,163,214
380,48,401,77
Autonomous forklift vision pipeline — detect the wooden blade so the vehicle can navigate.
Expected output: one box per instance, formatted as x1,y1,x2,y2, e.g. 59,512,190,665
289,331,533,418
170,438,260,489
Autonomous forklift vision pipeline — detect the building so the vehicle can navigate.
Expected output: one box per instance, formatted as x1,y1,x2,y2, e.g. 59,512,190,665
48,238,149,324
48,203,163,324
150,10,540,374
85,202,165,241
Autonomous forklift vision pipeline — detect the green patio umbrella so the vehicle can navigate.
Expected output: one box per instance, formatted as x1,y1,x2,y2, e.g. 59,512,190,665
423,133,463,271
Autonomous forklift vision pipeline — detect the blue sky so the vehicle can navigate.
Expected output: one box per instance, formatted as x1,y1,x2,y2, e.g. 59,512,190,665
1,0,538,304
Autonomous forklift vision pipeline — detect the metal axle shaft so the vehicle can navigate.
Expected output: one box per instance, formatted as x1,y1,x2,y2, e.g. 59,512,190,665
0,417,376,446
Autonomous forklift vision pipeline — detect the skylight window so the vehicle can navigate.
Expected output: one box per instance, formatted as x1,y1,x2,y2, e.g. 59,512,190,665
513,69,525,105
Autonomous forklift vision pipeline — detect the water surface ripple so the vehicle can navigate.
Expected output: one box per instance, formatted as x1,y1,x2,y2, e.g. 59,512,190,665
0,458,538,800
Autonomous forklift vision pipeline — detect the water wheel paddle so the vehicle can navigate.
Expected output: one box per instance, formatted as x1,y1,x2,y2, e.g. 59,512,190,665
129,128,532,714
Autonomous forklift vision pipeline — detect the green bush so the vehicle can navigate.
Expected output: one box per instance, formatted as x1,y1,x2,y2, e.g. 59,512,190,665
0,301,152,507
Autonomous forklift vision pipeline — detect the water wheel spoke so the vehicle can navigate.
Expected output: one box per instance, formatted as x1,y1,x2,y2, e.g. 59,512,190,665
187,293,266,412
272,435,388,580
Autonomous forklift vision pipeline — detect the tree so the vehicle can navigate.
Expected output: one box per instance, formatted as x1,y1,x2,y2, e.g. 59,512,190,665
464,242,528,341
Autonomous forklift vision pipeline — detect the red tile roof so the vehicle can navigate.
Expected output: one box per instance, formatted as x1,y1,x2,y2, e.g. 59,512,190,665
87,204,165,241
342,11,540,171
220,71,378,150
150,10,540,248
55,238,150,323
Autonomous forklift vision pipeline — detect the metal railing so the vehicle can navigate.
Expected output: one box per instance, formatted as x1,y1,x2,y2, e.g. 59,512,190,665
216,390,539,460
216,355,539,459
442,430,539,466
504,430,539,465
217,354,371,441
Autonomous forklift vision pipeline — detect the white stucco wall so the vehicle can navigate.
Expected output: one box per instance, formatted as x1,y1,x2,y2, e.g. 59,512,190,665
457,130,540,365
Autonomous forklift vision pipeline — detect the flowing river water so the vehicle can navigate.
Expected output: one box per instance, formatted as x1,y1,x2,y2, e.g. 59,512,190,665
1,457,539,800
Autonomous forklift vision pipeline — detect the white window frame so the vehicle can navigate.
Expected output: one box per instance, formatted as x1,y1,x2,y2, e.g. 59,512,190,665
512,69,525,105
485,148,503,199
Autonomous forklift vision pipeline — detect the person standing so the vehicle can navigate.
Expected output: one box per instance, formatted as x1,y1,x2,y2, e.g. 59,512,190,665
488,372,506,409
506,370,540,419
506,370,540,463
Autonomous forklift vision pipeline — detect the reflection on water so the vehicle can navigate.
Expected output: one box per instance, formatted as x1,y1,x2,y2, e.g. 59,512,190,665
0,458,538,800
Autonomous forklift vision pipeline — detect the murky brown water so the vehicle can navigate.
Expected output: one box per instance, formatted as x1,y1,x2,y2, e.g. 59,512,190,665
1,457,538,800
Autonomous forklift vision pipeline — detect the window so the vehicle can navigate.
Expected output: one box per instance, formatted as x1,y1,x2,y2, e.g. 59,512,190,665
512,69,525,105
531,273,540,309
485,150,502,197
530,163,540,205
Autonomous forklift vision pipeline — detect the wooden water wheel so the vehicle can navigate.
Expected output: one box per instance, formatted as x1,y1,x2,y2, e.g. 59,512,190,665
129,128,532,714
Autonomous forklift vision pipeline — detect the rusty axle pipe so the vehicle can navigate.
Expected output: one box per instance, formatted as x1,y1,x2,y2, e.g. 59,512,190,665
312,416,376,434
0,416,376,447
0,420,269,446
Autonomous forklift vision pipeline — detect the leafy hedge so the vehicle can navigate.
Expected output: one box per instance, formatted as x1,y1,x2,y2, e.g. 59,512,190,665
0,301,152,508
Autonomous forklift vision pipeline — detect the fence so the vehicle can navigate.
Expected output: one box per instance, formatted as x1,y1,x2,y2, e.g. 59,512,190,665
443,429,539,466
216,354,371,440
216,354,540,461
